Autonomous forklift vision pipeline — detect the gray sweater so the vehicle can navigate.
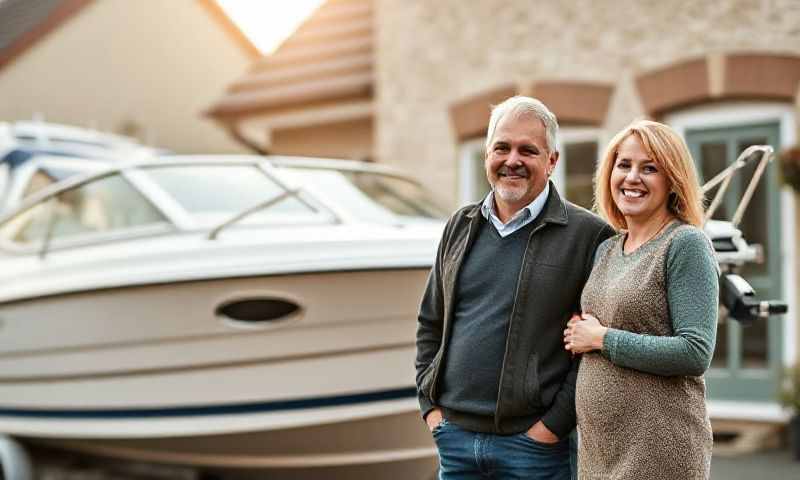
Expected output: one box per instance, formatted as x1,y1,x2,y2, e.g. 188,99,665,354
438,219,535,417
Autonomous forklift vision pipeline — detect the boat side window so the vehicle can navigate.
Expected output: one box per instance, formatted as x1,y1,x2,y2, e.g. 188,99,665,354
0,174,167,245
22,168,58,199
345,172,448,219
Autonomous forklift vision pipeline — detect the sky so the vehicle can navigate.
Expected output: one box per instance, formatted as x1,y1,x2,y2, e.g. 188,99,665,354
216,0,326,55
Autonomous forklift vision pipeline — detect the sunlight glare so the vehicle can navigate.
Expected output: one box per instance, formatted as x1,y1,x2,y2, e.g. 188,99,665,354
216,0,326,55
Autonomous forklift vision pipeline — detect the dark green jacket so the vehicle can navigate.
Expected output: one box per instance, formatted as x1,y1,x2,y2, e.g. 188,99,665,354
415,183,614,438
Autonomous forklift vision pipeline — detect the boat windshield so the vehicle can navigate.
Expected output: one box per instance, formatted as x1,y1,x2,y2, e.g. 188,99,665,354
143,164,332,227
274,166,448,224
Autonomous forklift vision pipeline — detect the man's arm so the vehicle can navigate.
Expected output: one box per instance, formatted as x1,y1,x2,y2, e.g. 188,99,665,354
538,222,615,438
415,219,451,419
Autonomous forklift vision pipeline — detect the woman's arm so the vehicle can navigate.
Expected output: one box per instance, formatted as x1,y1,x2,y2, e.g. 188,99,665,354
601,228,719,376
565,228,719,376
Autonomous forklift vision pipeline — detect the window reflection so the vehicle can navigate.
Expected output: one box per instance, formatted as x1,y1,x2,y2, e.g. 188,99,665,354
711,318,728,368
0,174,167,245
278,167,447,223
145,165,319,226
699,142,729,220
736,139,769,278
565,141,597,210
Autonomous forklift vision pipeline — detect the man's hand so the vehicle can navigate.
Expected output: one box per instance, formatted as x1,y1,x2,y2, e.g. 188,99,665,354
425,408,444,432
526,420,559,443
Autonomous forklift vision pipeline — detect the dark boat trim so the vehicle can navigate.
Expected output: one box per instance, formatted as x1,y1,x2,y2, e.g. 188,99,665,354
0,386,417,419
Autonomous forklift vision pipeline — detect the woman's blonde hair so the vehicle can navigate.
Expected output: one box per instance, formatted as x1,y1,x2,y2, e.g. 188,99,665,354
595,120,705,230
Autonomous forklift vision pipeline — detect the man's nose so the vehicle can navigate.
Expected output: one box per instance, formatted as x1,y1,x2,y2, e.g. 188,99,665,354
506,150,523,166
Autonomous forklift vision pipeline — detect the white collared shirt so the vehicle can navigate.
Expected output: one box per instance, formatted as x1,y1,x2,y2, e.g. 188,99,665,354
480,183,550,237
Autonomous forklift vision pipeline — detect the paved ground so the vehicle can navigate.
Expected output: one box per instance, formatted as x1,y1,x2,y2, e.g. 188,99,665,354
24,443,800,479
712,448,800,479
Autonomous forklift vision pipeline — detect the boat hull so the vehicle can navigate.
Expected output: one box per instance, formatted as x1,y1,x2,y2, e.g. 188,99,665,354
0,267,437,475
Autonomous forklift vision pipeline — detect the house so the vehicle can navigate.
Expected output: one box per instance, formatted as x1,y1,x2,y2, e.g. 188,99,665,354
209,0,800,430
206,0,374,159
0,0,257,154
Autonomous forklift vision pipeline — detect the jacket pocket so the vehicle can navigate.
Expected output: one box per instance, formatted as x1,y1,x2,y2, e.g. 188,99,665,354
524,353,543,409
418,360,438,400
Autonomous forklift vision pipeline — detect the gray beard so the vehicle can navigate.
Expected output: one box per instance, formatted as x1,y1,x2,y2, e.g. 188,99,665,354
494,183,527,204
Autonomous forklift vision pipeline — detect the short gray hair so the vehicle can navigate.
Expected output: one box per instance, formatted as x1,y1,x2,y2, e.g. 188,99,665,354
485,96,559,153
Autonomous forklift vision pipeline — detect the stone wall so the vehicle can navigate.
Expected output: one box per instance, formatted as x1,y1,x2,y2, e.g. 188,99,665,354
375,0,800,205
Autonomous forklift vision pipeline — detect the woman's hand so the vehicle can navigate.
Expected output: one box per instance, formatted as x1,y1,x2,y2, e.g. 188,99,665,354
564,313,608,354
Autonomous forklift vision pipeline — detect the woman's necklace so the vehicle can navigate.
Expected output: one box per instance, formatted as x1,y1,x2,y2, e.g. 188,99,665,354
624,215,674,254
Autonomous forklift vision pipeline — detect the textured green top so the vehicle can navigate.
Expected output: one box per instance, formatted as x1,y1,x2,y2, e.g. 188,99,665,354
600,224,719,376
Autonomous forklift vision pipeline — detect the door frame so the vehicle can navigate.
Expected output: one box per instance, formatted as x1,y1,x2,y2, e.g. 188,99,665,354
685,122,781,402
664,102,797,420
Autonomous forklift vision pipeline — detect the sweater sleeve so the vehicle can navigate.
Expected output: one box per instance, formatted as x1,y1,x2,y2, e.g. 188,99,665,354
601,228,719,376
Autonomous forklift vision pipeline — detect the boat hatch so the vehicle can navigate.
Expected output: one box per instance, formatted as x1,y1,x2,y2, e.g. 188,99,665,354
216,298,301,325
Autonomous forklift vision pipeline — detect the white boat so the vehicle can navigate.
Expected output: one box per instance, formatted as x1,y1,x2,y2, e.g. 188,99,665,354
0,155,444,479
0,121,164,215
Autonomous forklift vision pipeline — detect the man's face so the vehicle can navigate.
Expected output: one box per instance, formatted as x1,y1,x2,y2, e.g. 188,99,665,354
485,114,558,212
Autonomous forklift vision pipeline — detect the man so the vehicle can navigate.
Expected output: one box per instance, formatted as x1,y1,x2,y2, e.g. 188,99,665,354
415,96,614,479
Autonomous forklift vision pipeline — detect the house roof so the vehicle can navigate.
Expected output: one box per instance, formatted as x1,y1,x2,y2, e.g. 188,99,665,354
207,0,374,119
0,0,259,72
0,0,92,71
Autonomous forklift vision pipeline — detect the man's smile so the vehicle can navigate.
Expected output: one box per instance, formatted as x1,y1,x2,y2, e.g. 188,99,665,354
498,165,529,179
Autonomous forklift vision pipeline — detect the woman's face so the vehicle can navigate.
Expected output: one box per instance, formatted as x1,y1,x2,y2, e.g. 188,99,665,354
610,135,671,224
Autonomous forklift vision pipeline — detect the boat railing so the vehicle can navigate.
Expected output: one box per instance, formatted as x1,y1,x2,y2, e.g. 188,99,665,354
702,144,774,228
702,144,788,324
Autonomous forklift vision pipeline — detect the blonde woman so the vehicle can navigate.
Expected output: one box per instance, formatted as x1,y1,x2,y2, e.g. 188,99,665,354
563,120,718,479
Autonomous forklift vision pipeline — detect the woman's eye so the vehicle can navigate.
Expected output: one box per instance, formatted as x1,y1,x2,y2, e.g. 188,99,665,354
643,165,658,173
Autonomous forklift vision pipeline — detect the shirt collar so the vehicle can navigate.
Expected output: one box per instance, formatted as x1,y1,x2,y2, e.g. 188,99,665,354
480,182,550,224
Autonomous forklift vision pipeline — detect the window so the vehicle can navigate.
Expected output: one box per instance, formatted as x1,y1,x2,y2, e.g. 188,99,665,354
458,138,491,206
0,174,167,246
557,130,600,211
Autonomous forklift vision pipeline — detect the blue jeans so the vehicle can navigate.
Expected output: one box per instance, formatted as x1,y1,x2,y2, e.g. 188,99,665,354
432,419,571,480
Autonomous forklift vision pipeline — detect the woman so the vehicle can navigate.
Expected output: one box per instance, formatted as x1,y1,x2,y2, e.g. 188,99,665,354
563,120,718,479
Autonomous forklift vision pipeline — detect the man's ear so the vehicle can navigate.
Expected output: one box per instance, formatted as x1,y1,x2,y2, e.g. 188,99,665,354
550,150,560,169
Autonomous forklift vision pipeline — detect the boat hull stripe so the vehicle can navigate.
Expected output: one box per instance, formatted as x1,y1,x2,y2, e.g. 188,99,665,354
0,387,418,419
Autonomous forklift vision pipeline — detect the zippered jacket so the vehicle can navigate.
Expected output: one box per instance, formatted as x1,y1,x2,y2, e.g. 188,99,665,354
415,184,614,438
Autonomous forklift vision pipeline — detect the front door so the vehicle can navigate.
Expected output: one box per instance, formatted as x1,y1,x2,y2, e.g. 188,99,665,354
686,122,783,402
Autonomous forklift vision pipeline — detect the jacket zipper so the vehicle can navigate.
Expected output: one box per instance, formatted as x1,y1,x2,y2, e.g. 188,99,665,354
493,221,548,430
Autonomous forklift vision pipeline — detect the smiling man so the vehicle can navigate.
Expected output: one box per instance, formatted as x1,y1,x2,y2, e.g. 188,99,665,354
415,96,614,479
